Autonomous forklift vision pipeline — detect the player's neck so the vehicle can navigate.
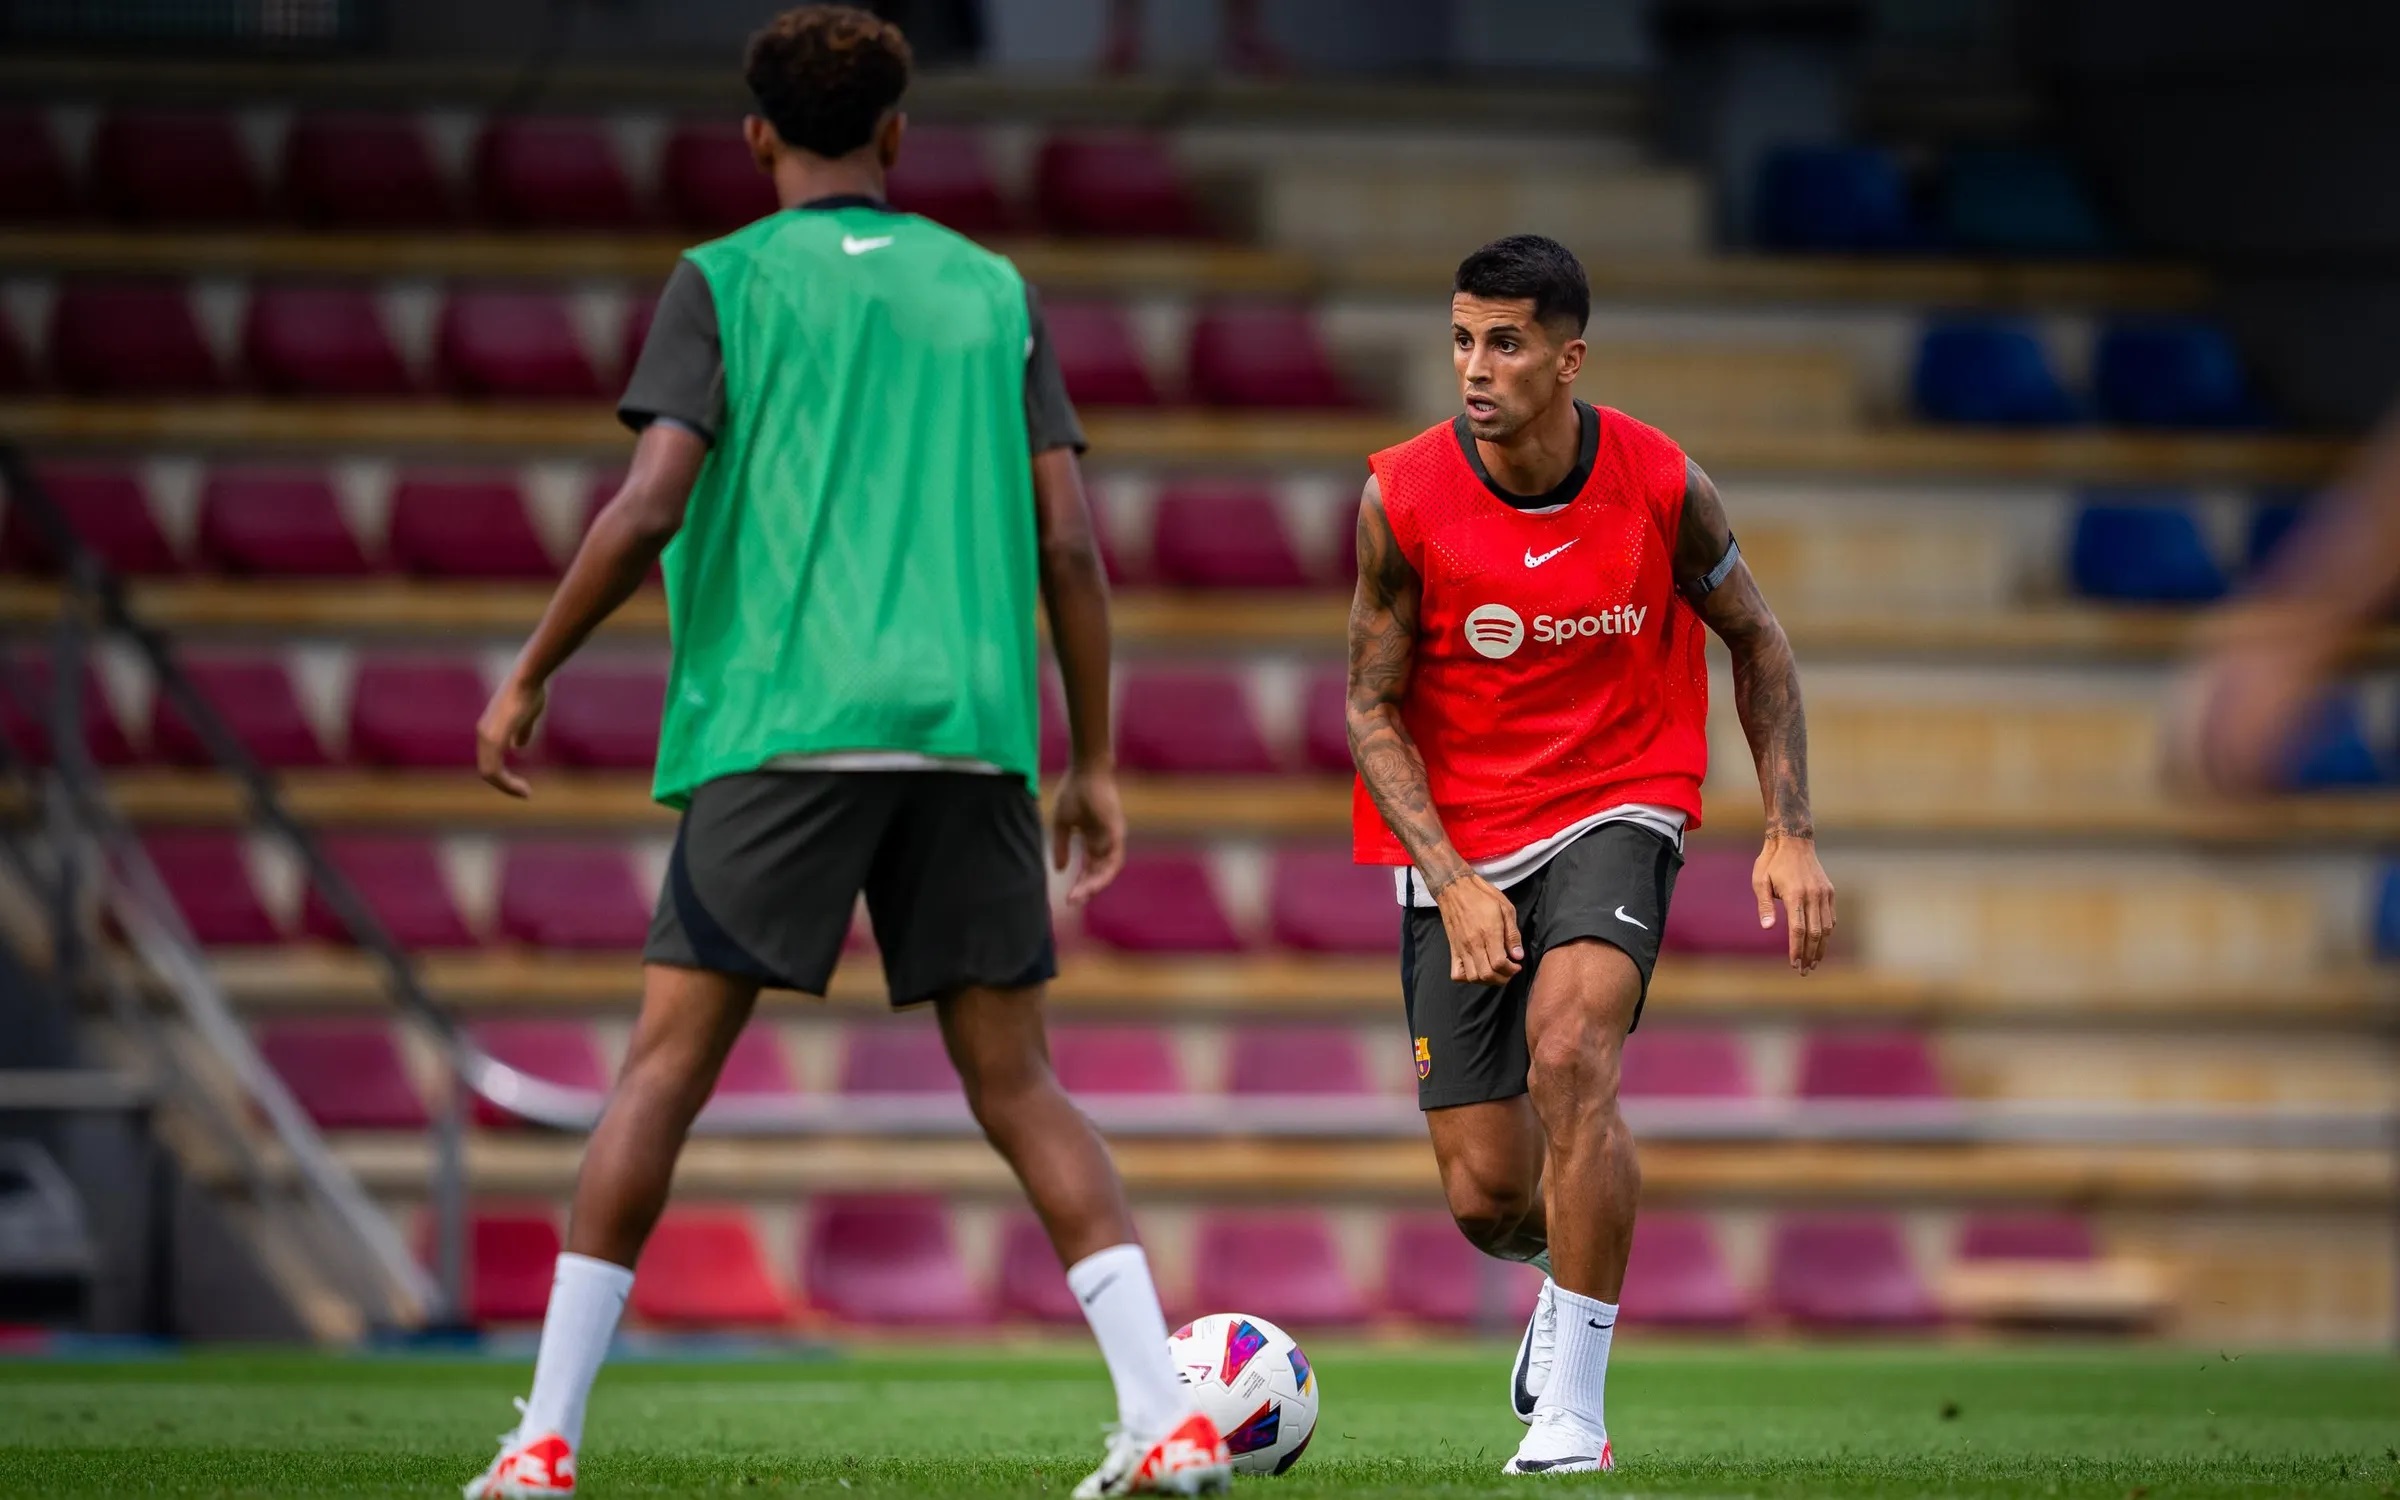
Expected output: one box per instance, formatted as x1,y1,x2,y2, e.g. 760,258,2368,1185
770,151,888,211
1477,397,1584,498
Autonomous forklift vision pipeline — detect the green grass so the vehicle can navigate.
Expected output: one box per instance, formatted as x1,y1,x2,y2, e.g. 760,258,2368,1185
0,1343,2392,1498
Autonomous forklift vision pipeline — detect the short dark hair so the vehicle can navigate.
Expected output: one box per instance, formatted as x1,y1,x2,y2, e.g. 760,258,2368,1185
745,4,913,159
1454,234,1590,335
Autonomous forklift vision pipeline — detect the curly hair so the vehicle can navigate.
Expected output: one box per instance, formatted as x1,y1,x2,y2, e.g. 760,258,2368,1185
745,5,913,159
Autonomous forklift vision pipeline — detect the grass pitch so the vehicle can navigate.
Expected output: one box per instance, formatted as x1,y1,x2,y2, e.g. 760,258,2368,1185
0,1343,2391,1498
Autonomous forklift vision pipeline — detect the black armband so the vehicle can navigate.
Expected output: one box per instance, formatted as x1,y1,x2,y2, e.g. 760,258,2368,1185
1678,533,1740,601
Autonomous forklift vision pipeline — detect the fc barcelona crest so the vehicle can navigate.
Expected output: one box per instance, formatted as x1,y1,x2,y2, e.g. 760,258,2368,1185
1414,1036,1431,1080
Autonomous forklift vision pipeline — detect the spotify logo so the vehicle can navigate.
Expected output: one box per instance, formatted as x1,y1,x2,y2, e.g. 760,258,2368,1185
1462,603,1525,659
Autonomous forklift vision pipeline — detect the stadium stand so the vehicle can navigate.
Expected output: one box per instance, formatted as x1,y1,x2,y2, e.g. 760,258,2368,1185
303,837,478,950
257,1018,428,1131
47,280,223,395
347,658,490,767
1150,482,1315,590
1193,1212,1369,1328
1618,1213,1748,1329
90,109,266,227
144,830,282,945
887,126,1016,237
0,109,74,221
1911,318,2080,425
282,113,457,229
1033,133,1211,239
495,843,652,951
1078,851,1246,954
243,286,416,398
465,1019,611,1128
436,289,606,400
996,1213,1084,1324
1619,1028,1755,1099
458,1209,563,1324
658,121,778,233
804,1196,987,1327
1753,145,1914,252
1937,147,2109,258
1381,1213,1542,1326
196,467,377,576
472,117,642,231
2069,495,2228,602
3,461,177,574
1116,667,1278,774
708,1026,802,1102
2093,319,2259,429
630,1209,793,1328
1767,1215,1943,1330
152,655,329,768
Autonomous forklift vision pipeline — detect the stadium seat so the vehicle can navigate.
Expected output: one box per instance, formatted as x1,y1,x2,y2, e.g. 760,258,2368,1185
1957,1213,2095,1262
195,468,376,577
1619,1028,1755,1099
282,112,456,228
657,121,776,232
386,472,557,579
1299,667,1352,774
473,117,641,230
1380,1213,1541,1327
632,1209,792,1327
1079,850,1245,954
303,836,479,950
803,1196,987,1326
48,280,224,396
1766,1215,1941,1329
1038,675,1070,776
243,286,415,397
1619,1212,1748,1328
2094,319,2259,429
0,109,74,221
254,1019,428,1130
541,664,666,768
496,843,651,950
995,1214,1081,1323
1033,133,1209,238
887,127,1014,236
840,1026,960,1094
1117,668,1276,775
347,657,489,768
467,1019,611,1128
2068,496,2227,603
1150,483,1312,590
460,1209,563,1324
1039,300,1162,407
2245,494,2309,571
436,289,604,400
151,655,330,768
1911,318,2079,426
1753,145,1913,252
1192,1212,1368,1327
1795,1030,1949,1100
1266,848,1396,956
1225,1026,1371,1095
2375,863,2400,961
1049,1025,1185,1096
1938,147,2108,257
2277,694,2387,790
2,463,179,575
0,306,30,393
708,1025,801,1101
89,109,265,225
617,291,659,381
0,653,137,767
143,831,282,946
1660,847,1789,958
1187,304,1359,409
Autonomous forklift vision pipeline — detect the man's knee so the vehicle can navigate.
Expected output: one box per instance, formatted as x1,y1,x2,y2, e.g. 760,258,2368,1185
1527,1008,1625,1122
950,1033,1059,1136
1442,1158,1537,1254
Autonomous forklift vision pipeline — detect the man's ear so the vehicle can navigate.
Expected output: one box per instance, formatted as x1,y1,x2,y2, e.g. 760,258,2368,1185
1557,334,1588,386
876,110,907,172
743,114,779,174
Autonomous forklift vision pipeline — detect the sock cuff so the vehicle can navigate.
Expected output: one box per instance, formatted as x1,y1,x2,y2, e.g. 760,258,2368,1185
556,1252,636,1294
1064,1242,1150,1296
1551,1284,1619,1324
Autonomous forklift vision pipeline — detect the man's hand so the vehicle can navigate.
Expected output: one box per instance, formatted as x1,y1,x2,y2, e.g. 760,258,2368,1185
1752,833,1835,973
1051,764,1126,905
475,676,546,800
1434,872,1523,985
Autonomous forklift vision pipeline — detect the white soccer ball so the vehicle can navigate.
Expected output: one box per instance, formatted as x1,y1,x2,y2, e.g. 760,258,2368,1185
1166,1311,1320,1476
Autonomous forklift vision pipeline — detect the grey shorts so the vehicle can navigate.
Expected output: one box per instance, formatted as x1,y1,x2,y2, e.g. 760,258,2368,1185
644,769,1057,1006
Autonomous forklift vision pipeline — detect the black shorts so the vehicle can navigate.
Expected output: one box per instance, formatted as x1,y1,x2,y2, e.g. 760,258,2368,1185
643,769,1057,1007
1400,821,1682,1111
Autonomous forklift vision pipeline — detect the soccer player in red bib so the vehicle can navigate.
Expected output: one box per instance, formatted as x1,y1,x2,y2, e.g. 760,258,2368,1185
1347,235,1834,1476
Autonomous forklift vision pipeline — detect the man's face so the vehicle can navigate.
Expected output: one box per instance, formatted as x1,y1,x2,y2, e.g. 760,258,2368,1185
1452,294,1584,442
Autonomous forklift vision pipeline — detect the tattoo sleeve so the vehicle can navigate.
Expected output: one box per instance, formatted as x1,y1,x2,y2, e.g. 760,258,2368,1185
1345,477,1473,892
1678,458,1814,839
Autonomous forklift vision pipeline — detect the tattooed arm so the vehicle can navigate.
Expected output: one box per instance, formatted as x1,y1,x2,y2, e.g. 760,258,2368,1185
1346,476,1523,984
1677,458,1836,972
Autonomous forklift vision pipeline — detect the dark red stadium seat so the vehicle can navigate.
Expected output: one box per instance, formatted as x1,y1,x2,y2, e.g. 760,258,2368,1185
1299,667,1350,774
1621,1212,1749,1328
1150,483,1311,590
1661,847,1789,958
283,113,456,228
255,1018,428,1129
89,109,265,225
0,304,31,393
995,1213,1082,1323
243,285,414,396
348,657,489,768
303,836,478,950
804,1196,987,1326
467,1019,611,1128
1381,1213,1541,1328
152,655,329,768
709,1026,801,1101
1794,1030,1948,1100
473,117,641,230
1620,1028,1755,1099
436,289,603,400
1767,1214,1941,1329
1079,850,1245,954
1117,668,1276,775
496,842,650,950
1050,1025,1185,1096
657,121,776,232
617,291,659,380
888,127,1014,236
386,472,556,579
1038,674,1070,776
196,467,376,577
542,663,666,769
459,1208,563,1324
1084,486,1139,585
632,1209,793,1327
144,831,281,945
1034,134,1209,238
48,280,223,396
1267,848,1395,955
1040,301,1162,407
0,110,74,221
1226,1026,1371,1095
1193,1212,1368,1326
0,653,137,767
1957,1213,2095,1262
1187,304,1359,409
2,463,179,575
840,1026,959,1094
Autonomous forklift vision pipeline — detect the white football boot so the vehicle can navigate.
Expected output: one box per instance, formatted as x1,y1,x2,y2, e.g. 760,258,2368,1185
1509,1278,1559,1424
1071,1413,1232,1498
463,1401,576,1497
1503,1406,1615,1476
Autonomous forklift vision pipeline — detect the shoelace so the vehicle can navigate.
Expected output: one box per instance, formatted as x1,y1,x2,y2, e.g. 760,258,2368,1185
492,1397,531,1450
1530,1291,1559,1370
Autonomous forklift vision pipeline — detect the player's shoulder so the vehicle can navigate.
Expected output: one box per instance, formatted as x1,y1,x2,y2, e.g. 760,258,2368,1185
1591,404,1684,461
1370,416,1464,472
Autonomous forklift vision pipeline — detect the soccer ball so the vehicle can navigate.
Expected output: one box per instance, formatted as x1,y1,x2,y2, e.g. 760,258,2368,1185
1166,1312,1320,1476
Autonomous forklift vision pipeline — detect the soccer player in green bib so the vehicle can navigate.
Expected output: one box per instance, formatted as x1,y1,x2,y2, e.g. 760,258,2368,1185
464,9,1229,1496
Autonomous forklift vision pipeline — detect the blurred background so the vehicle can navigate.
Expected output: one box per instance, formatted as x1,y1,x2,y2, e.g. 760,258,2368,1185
0,0,2392,1354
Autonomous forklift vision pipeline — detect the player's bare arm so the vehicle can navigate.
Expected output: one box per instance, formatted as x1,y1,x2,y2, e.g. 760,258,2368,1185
1346,475,1524,986
1677,457,1835,972
1033,443,1126,905
475,420,708,799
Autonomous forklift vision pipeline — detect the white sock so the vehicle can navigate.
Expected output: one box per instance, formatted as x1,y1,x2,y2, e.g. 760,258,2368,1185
520,1252,634,1451
1536,1285,1617,1434
1065,1243,1190,1439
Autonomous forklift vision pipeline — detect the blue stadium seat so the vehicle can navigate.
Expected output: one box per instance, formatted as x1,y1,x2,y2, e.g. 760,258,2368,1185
2245,493,2310,571
1754,145,1914,252
1938,147,2109,257
2373,864,2400,960
2093,319,2261,429
1913,318,2080,426
2068,495,2226,603
2279,695,2386,791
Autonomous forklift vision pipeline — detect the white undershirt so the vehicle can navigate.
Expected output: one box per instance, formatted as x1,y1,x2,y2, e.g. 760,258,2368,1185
763,752,1005,774
1399,802,1687,908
